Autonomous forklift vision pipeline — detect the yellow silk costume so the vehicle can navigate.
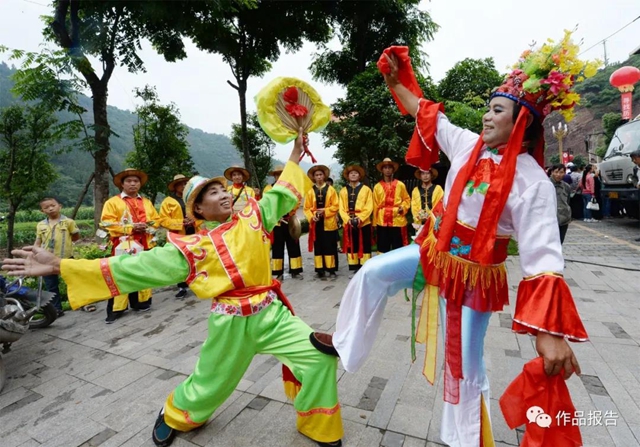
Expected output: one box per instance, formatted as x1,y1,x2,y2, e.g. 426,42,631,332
159,196,204,234
372,180,410,227
339,183,374,268
61,162,344,444
101,193,160,310
338,184,373,226
227,184,256,213
410,184,444,224
303,184,339,231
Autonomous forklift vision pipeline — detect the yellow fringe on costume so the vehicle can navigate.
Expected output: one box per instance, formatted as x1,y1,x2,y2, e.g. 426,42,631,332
414,231,508,384
481,395,496,447
284,380,302,400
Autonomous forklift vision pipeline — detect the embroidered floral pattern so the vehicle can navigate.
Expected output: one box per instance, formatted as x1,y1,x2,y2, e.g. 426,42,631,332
211,291,276,317
449,236,472,257
465,158,498,196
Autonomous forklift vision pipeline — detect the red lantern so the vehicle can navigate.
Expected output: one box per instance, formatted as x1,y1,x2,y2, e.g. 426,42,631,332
562,152,569,160
610,66,640,120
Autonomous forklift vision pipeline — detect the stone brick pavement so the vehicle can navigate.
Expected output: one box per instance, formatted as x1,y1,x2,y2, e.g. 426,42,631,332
0,217,639,447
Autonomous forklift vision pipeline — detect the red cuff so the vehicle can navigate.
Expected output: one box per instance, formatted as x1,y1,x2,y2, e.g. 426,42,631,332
513,274,588,342
406,100,444,171
377,46,423,115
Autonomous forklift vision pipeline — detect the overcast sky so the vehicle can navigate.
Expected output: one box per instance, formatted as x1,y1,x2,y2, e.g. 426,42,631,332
1,0,639,166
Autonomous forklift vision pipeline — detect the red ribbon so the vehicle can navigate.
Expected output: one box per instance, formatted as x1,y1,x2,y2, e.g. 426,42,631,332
308,219,316,252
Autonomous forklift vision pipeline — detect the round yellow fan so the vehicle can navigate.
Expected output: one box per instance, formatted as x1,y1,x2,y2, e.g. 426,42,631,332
255,77,331,162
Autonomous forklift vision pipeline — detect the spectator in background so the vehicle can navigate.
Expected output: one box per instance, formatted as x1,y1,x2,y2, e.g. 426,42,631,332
630,149,640,241
568,163,583,220
549,164,572,244
34,197,82,316
592,166,604,221
579,164,598,223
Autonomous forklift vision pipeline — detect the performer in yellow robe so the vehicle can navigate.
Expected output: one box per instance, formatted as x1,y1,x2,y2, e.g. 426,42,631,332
159,174,204,298
410,167,444,227
224,165,256,214
265,165,303,279
101,168,160,323
303,165,339,279
338,165,373,277
4,132,344,447
372,158,410,253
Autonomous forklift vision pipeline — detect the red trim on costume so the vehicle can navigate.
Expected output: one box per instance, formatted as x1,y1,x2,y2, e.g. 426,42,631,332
167,233,204,283
209,220,245,290
308,220,316,252
381,180,398,226
376,46,423,115
513,275,588,342
296,403,341,417
275,179,303,202
409,99,445,171
100,258,120,296
401,225,408,246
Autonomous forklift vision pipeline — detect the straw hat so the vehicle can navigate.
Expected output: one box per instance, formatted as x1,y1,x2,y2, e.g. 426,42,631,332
113,168,148,189
414,166,439,180
168,174,190,192
307,164,330,181
375,158,399,173
223,165,250,182
342,165,365,181
269,165,285,176
184,175,228,219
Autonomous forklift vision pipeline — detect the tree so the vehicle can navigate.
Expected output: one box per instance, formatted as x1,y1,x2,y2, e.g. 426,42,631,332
125,86,194,204
230,113,274,189
0,104,59,253
323,64,417,183
443,100,484,134
437,58,504,104
310,0,438,87
187,1,334,185
5,47,102,219
45,0,222,225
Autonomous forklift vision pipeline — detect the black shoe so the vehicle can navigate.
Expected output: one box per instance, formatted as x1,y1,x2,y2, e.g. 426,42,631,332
275,274,284,281
316,441,342,447
56,309,65,317
152,410,177,447
329,272,337,280
175,288,187,299
635,237,640,242
292,273,303,280
315,271,326,278
132,304,151,312
105,315,117,324
309,332,339,357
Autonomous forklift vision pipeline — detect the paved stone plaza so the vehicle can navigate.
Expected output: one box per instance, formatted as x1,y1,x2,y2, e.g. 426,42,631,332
1,218,639,447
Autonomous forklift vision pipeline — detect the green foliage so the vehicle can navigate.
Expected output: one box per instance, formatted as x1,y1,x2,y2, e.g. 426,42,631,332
231,113,274,189
573,154,588,168
310,0,438,86
323,63,415,183
0,219,94,248
73,243,110,260
443,100,484,134
0,104,60,252
125,86,194,203
437,58,503,104
574,55,640,108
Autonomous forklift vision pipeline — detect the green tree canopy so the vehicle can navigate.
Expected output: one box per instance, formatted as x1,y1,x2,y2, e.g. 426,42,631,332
0,104,59,253
437,57,504,104
310,0,438,87
125,86,194,204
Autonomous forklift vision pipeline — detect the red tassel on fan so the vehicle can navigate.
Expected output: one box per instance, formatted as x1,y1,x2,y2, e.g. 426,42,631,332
299,134,317,163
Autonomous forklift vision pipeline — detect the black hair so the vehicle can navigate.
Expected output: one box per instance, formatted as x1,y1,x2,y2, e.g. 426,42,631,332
39,197,61,206
551,164,566,172
512,103,543,155
630,149,640,159
326,177,334,185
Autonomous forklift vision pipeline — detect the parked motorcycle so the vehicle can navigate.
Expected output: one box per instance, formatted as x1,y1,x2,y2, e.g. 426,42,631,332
0,276,56,391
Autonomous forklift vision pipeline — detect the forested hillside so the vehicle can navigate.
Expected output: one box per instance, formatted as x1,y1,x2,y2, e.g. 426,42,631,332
0,62,241,206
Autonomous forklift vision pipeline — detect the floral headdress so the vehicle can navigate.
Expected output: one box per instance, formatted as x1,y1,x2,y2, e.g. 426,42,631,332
491,30,601,122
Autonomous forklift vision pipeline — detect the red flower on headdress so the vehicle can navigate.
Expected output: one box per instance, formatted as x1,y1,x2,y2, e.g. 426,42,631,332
541,71,569,95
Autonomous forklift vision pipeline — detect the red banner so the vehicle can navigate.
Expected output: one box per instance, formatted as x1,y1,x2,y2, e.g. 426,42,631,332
621,92,633,120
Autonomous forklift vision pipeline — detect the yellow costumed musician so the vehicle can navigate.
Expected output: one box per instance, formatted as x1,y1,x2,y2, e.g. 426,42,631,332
100,168,160,323
372,158,411,253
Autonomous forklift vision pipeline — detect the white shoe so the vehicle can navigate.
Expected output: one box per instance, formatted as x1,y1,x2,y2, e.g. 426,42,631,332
583,219,590,222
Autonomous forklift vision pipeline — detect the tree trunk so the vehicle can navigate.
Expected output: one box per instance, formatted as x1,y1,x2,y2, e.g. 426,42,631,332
6,202,16,256
71,172,94,220
238,80,258,187
92,83,111,228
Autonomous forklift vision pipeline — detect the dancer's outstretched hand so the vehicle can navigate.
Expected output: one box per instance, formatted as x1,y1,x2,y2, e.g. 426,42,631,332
382,53,400,88
536,332,581,380
2,246,61,277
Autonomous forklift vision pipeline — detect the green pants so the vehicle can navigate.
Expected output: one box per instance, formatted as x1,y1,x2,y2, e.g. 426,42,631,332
164,299,343,443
